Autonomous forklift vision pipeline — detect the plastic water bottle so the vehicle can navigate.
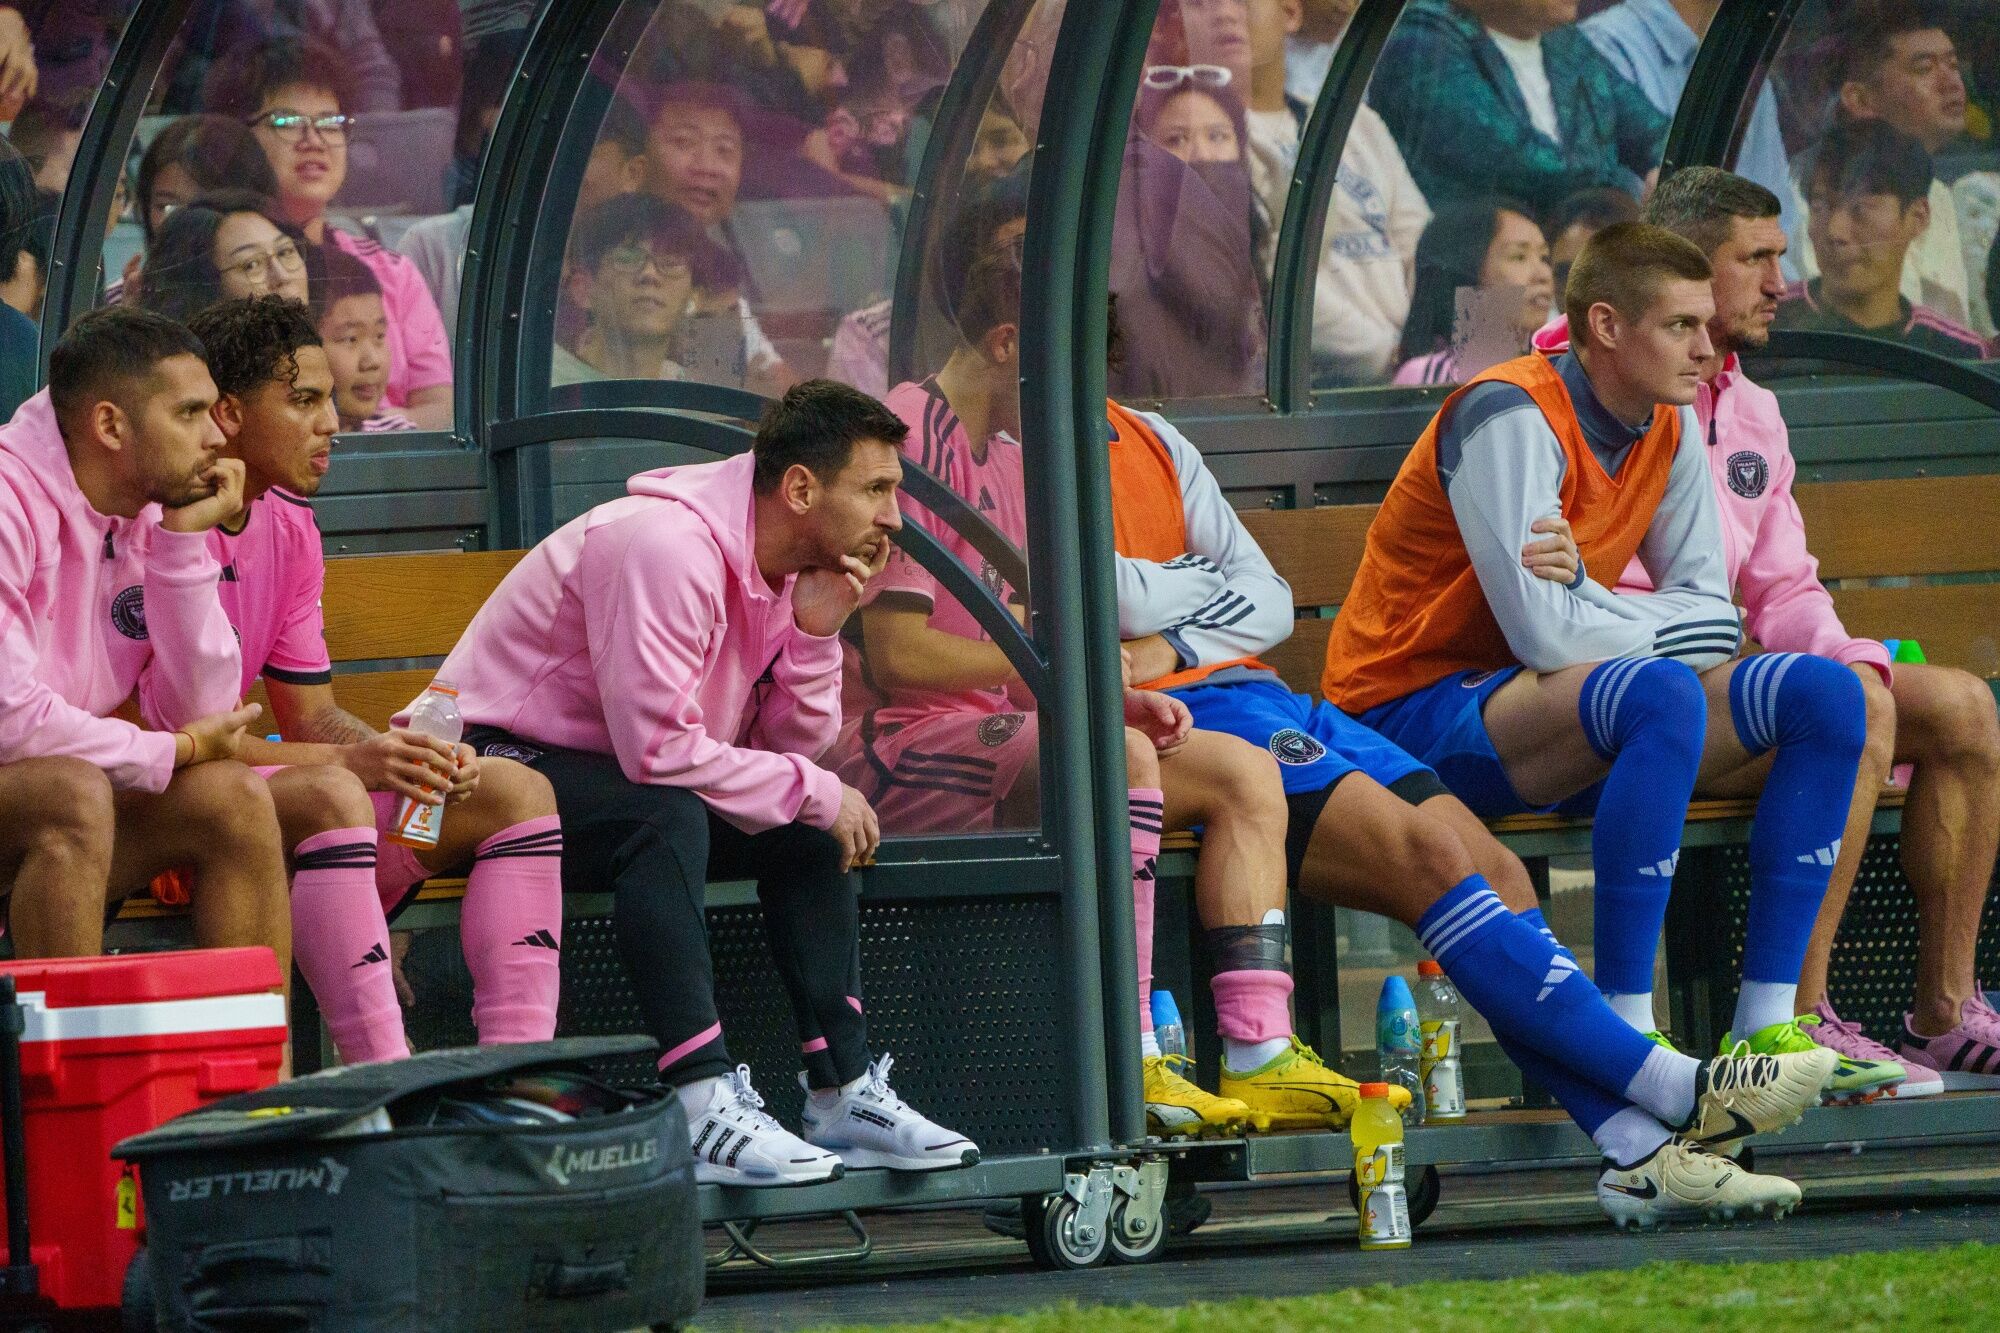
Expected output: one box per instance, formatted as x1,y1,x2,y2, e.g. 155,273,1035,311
1376,975,1425,1123
1150,989,1189,1064
1416,960,1466,1123
388,681,461,849
1352,1082,1411,1250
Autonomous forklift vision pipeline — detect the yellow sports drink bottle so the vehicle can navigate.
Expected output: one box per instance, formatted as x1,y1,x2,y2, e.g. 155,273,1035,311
1352,1082,1411,1250
389,682,462,850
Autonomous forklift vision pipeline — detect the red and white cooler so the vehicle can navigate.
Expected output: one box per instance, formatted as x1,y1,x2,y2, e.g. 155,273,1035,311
0,948,286,1310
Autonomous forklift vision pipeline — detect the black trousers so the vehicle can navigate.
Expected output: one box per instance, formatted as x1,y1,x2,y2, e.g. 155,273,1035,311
468,729,868,1088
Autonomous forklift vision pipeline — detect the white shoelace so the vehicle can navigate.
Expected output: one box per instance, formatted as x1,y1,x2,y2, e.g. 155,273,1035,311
858,1053,914,1116
721,1064,788,1135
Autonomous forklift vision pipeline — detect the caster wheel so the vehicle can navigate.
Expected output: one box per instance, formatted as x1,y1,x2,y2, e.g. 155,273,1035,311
1024,1191,1110,1270
122,1243,158,1333
1345,1162,1441,1229
1107,1195,1165,1265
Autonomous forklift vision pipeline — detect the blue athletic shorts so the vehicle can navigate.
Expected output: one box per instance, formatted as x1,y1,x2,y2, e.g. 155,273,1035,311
1175,677,1436,796
1352,667,1553,820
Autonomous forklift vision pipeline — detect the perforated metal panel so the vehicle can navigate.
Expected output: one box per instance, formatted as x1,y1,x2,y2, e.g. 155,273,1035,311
418,897,1075,1157
1667,836,2000,1049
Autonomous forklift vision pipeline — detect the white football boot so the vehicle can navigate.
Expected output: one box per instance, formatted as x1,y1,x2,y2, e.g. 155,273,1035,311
1598,1136,1803,1230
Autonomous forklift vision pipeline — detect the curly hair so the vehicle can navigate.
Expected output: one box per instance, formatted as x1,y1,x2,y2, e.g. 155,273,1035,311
184,295,322,399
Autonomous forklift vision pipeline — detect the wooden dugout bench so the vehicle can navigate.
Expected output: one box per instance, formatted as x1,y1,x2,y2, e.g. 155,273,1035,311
106,473,2000,1188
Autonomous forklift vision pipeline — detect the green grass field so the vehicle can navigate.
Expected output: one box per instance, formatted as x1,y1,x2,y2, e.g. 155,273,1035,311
798,1242,2000,1332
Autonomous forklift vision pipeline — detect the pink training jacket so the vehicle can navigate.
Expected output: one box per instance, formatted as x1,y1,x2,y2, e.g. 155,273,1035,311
428,451,845,832
1533,319,1894,685
0,391,243,792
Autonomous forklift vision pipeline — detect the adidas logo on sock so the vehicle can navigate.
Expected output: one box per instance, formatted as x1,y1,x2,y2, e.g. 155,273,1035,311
513,929,560,951
1536,953,1579,1002
1795,838,1842,867
1635,851,1681,878
353,942,389,968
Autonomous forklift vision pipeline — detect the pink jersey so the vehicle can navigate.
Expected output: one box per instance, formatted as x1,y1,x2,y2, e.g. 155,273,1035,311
423,452,844,833
329,228,453,409
0,391,242,791
871,378,1029,716
1533,317,1895,685
209,489,333,698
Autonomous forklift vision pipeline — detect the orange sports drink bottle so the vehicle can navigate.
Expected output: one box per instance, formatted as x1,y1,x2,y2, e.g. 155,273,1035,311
388,682,461,849
1353,1082,1412,1250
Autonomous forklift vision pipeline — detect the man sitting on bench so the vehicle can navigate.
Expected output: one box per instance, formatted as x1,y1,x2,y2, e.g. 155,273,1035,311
1325,223,1859,1203
0,307,288,971
1628,168,2000,1092
843,237,1345,1139
183,295,565,1067
851,226,1835,1227
435,379,977,1186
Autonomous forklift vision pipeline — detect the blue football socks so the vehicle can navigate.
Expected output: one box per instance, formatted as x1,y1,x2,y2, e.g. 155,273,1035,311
1727,653,1867,1036
1576,658,1707,1026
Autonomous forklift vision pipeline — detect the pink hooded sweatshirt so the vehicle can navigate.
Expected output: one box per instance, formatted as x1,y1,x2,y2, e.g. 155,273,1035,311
0,391,243,792
1533,319,1894,685
430,452,845,832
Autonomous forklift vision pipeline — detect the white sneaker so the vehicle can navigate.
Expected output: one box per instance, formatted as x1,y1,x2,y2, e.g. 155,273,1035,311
1597,1136,1802,1230
799,1054,980,1172
1685,1044,1839,1147
687,1065,843,1187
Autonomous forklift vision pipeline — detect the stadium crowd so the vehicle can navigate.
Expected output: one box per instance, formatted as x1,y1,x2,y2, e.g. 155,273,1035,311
0,0,1997,1230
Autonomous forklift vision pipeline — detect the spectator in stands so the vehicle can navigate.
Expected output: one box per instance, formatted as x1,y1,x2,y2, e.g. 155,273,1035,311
1327,223,1860,1211
1827,2,1990,335
136,115,281,243
966,101,1030,182
1111,62,1265,398
438,379,979,1186
371,0,462,110
1546,186,1639,301
163,0,402,114
555,193,736,387
4,89,86,193
0,137,36,418
1393,196,1554,386
445,29,519,209
308,243,412,432
1633,165,2000,1097
0,307,290,966
184,295,562,1066
110,115,282,306
1367,0,1668,216
1238,0,1430,385
633,82,795,394
1283,0,1352,104
1775,119,1990,360
0,182,50,321
0,5,34,121
1578,0,1802,278
136,190,309,327
206,38,454,427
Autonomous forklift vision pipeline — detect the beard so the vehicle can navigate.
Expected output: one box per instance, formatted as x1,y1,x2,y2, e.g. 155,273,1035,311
1714,312,1772,357
144,463,214,509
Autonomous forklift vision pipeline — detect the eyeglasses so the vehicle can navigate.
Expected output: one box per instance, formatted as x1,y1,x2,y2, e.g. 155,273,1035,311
248,110,356,144
223,238,305,285
603,246,693,279
1142,64,1232,92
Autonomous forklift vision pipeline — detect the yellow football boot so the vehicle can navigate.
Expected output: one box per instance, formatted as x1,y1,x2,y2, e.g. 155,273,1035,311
1220,1037,1406,1131
1144,1054,1251,1138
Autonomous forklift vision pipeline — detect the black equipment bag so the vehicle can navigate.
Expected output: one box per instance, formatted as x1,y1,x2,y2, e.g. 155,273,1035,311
115,1037,701,1332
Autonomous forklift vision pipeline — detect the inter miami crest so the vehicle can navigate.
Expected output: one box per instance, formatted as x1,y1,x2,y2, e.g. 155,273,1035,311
1725,450,1769,499
978,713,1026,748
1268,727,1326,766
110,586,148,640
